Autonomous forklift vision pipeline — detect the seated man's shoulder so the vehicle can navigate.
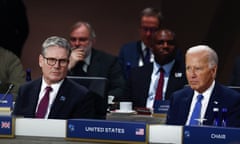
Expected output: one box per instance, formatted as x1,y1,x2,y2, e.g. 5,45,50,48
131,63,152,72
120,41,140,53
18,79,40,94
171,86,192,98
93,48,117,61
65,78,88,93
219,84,240,96
0,47,19,59
121,41,138,48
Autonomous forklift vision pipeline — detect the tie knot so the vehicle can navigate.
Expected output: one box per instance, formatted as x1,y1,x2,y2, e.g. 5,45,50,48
159,67,165,74
160,67,164,72
197,94,203,101
45,86,52,92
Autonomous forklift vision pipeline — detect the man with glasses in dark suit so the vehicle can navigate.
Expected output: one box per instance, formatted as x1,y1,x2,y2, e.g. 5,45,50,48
13,36,95,119
118,7,163,79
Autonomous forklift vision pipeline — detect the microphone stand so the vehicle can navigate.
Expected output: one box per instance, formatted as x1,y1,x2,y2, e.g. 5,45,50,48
0,84,14,104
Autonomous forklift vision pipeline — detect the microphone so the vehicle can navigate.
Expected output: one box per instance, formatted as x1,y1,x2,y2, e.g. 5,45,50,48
0,83,14,104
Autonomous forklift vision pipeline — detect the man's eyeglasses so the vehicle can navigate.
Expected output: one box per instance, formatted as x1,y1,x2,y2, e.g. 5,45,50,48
156,40,175,46
141,26,158,33
69,37,89,42
43,56,69,67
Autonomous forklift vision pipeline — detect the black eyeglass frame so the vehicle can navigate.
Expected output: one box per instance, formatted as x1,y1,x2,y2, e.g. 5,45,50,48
42,56,69,67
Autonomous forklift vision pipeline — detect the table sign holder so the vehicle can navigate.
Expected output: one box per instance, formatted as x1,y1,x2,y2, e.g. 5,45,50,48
0,93,14,138
184,125,240,144
149,124,183,144
66,119,148,144
152,100,170,124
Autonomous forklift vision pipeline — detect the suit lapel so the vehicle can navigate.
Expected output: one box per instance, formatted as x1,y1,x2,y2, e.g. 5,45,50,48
87,49,101,76
204,83,221,125
182,88,194,123
136,41,144,65
143,64,154,99
28,79,42,115
165,59,186,100
49,79,68,116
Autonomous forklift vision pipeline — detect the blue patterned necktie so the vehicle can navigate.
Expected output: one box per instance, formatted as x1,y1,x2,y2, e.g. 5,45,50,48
189,94,204,125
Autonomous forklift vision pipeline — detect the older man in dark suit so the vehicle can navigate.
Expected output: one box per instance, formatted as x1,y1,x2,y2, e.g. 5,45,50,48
126,29,187,110
13,36,95,119
67,21,126,118
166,45,240,127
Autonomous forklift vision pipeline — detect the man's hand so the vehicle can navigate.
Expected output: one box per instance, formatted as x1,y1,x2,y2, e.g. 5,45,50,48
68,48,86,69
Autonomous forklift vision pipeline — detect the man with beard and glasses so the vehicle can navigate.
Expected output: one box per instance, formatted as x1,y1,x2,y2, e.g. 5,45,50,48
67,21,126,119
126,28,187,111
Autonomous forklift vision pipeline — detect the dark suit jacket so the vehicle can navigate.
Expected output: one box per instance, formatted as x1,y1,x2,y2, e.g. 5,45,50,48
166,83,240,127
230,56,240,86
13,78,95,119
69,48,126,99
118,41,144,78
127,56,187,108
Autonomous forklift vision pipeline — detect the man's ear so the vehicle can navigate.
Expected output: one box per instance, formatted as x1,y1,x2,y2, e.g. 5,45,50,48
39,54,43,67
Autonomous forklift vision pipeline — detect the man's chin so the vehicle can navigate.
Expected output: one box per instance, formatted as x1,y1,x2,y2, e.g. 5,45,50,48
189,85,199,90
50,76,63,83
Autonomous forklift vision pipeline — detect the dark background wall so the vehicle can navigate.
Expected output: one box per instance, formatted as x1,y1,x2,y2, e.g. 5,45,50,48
21,0,240,84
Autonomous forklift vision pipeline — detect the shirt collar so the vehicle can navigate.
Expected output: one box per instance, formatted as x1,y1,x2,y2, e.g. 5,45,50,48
153,60,175,76
84,49,92,66
141,41,148,51
41,77,64,90
194,80,215,98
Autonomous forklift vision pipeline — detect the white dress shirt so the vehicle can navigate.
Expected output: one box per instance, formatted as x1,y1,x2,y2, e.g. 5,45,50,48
146,60,175,109
36,78,64,119
138,42,154,66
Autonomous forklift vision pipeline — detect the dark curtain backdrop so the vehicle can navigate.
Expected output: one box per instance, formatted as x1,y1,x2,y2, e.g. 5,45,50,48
21,0,240,84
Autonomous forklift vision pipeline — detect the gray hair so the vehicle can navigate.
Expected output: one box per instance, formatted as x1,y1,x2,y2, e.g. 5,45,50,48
42,36,71,57
70,21,96,40
186,45,218,68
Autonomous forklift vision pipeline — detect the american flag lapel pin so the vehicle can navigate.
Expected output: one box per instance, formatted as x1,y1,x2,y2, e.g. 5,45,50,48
175,72,182,78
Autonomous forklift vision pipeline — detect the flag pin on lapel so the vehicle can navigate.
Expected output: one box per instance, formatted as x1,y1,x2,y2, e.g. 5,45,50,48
60,96,66,101
175,72,182,78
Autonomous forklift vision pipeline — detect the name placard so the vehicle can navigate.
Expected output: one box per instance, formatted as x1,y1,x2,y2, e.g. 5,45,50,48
0,116,14,138
153,100,170,114
66,119,147,144
149,125,183,144
0,94,13,108
184,126,240,144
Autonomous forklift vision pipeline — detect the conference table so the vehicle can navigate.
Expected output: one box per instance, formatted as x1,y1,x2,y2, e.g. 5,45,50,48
0,113,166,144
2,113,239,144
1,136,99,144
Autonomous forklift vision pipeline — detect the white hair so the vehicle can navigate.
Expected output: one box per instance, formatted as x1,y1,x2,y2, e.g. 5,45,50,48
186,45,218,68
